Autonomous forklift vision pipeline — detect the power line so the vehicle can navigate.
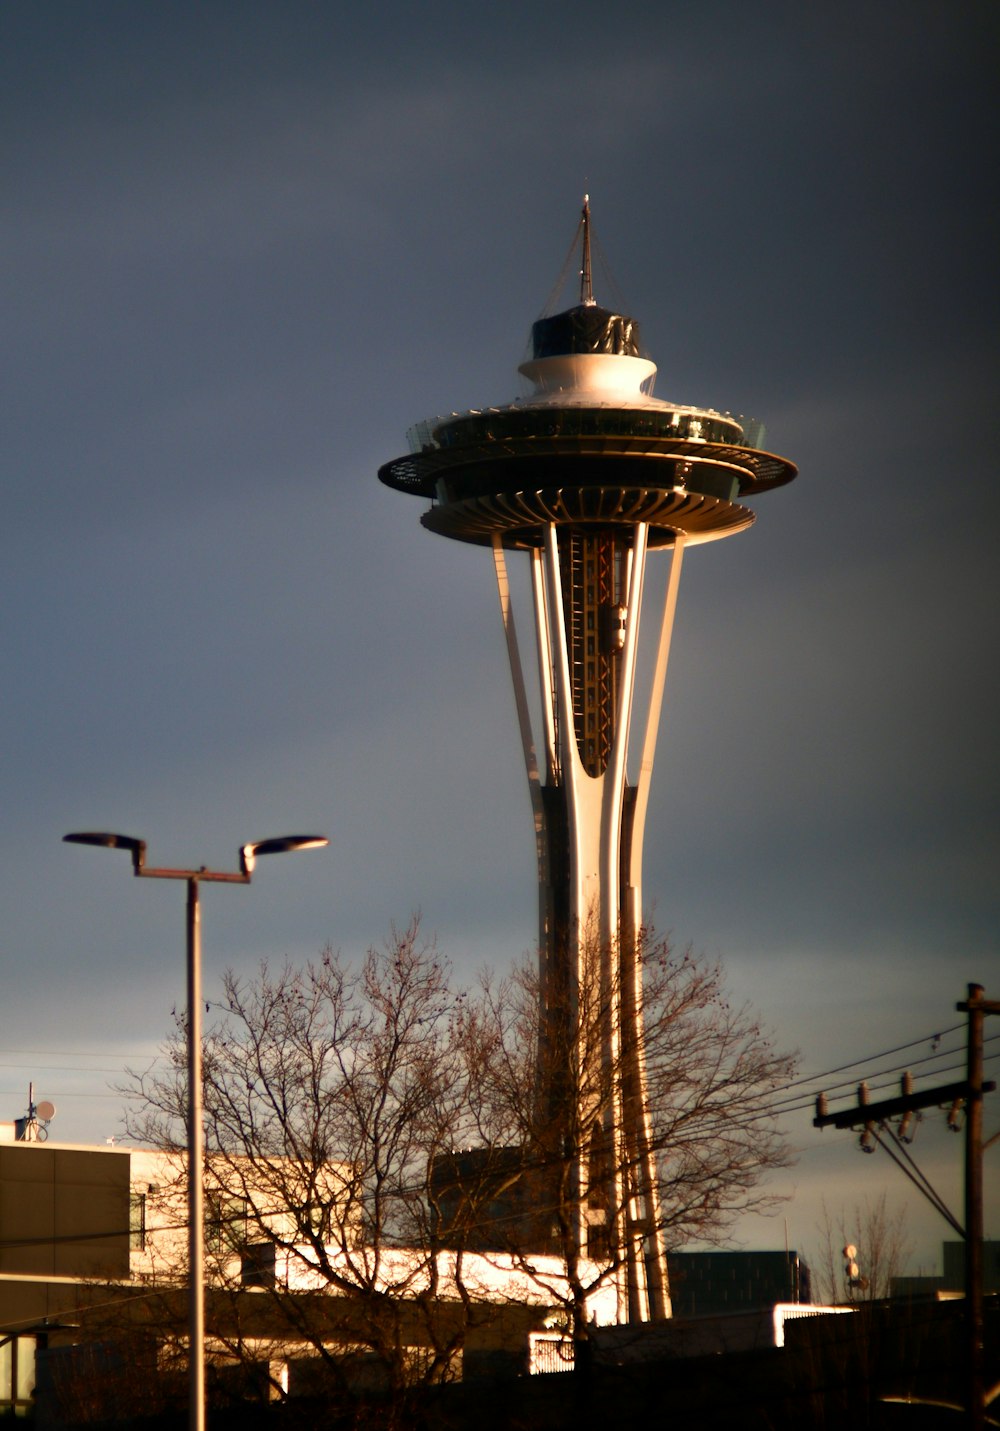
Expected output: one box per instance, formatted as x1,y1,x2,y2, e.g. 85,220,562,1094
0,1048,168,1061
777,1023,966,1092
767,1049,1000,1120
0,1061,146,1076
0,1087,147,1102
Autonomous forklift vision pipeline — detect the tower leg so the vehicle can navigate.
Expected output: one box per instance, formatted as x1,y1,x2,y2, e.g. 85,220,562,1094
492,525,684,1322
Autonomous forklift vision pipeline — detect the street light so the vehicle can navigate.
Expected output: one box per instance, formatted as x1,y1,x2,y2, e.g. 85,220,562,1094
64,830,328,1431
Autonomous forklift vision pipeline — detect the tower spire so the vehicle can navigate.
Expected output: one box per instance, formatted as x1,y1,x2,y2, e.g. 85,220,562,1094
579,193,595,307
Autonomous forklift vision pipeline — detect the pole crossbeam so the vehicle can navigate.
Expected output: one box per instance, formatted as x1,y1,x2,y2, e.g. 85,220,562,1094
813,1078,995,1131
138,868,249,883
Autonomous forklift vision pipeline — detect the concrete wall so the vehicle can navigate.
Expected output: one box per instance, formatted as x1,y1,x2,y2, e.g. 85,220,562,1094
0,1143,130,1280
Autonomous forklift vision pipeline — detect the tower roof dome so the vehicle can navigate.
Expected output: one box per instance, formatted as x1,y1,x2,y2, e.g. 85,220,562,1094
530,303,642,360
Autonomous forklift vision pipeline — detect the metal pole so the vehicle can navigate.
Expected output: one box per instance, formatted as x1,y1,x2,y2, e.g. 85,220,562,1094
965,982,984,1431
186,877,205,1431
62,832,326,1424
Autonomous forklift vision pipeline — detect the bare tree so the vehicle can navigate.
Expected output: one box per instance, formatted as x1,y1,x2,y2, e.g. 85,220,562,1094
813,1192,914,1304
447,927,798,1344
121,919,797,1399
124,918,484,1406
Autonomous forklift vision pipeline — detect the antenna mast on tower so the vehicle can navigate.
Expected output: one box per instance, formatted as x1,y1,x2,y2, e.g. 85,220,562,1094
579,193,594,306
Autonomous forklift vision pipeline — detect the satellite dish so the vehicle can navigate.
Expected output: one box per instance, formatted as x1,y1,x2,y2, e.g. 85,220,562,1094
35,1100,56,1122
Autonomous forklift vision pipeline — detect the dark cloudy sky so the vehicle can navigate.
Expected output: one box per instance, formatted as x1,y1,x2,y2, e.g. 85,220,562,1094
3,2,998,1272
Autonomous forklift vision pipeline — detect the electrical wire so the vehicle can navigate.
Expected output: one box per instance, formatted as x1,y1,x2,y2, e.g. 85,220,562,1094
766,1047,1000,1120
868,1123,964,1237
0,1048,169,1061
776,1023,965,1091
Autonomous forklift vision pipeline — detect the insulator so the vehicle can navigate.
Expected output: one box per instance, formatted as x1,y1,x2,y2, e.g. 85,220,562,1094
947,1098,964,1132
816,1092,828,1119
859,1127,876,1154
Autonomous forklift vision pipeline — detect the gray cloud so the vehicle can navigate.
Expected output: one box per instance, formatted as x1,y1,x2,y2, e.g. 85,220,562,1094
1,0,995,1273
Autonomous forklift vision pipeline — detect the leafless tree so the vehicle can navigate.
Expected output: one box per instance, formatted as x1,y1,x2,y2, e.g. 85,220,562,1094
123,918,484,1408
448,927,798,1343
122,919,797,1397
813,1192,914,1304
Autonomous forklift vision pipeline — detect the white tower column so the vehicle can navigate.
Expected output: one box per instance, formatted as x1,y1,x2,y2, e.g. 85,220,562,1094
493,523,685,1321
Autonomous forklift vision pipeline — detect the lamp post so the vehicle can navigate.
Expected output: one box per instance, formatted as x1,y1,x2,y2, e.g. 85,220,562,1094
64,831,328,1431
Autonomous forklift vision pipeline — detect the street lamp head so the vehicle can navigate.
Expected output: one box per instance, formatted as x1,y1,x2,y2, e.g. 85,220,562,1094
239,835,329,876
66,831,327,880
63,831,146,872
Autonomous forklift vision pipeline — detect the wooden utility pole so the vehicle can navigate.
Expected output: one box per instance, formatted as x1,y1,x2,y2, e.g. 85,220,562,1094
814,983,998,1430
957,984,1000,1431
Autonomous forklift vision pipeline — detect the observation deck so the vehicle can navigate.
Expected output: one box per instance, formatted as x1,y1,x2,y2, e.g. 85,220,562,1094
378,302,797,550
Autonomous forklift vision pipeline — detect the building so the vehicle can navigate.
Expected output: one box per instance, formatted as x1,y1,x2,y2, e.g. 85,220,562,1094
0,1124,616,1417
892,1240,1000,1299
0,1125,136,1416
666,1250,812,1318
379,201,797,1322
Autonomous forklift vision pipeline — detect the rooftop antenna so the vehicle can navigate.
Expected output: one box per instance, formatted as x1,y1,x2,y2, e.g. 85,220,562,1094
16,1082,56,1142
579,193,595,306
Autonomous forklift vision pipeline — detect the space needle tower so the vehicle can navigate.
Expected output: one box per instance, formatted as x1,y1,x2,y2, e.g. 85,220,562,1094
379,201,796,1323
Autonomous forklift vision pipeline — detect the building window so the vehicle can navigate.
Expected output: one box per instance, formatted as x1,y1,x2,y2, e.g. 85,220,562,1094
240,1242,277,1288
302,1200,333,1241
129,1192,147,1251
206,1194,250,1253
0,1335,37,1415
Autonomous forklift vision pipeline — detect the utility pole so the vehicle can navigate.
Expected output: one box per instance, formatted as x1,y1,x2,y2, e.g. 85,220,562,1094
814,983,998,1431
957,984,999,1431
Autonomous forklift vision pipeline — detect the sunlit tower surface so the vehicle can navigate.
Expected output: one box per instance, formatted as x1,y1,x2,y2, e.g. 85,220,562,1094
379,203,796,1323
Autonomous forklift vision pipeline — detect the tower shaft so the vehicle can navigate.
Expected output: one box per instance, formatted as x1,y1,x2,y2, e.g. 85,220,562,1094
560,528,624,778
495,520,683,1321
